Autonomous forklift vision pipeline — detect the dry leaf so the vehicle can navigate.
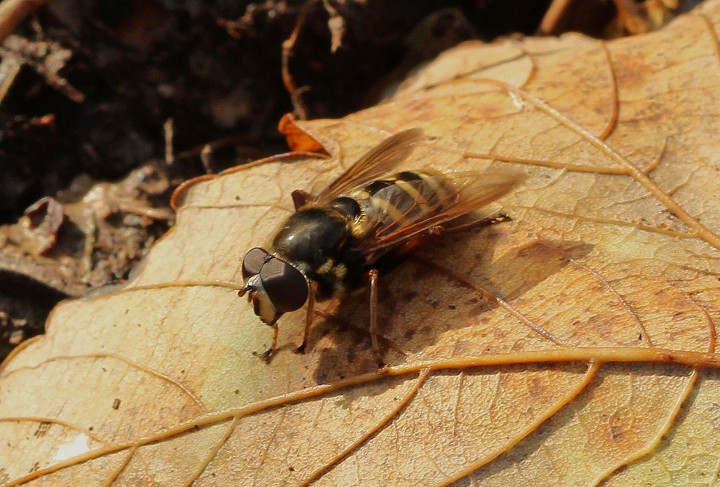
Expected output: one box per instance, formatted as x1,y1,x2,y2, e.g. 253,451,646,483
3,2,720,486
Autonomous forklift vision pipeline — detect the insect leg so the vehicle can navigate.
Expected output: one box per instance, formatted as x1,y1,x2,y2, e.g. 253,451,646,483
369,269,380,354
444,213,511,234
261,323,280,363
368,269,388,367
392,225,445,256
291,189,316,211
295,280,318,353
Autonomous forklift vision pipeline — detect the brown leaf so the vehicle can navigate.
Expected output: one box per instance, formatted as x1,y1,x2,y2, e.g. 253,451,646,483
3,3,720,485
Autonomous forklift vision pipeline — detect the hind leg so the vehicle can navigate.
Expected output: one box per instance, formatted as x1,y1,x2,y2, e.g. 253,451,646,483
443,213,511,234
369,269,380,355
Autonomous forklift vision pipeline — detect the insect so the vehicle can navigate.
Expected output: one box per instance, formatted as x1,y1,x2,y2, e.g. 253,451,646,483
240,128,525,361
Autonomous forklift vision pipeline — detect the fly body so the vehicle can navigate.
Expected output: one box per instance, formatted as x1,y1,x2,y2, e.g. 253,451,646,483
272,170,457,301
240,128,525,361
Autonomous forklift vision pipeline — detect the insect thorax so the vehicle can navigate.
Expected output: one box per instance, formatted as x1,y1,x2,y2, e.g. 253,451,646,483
272,205,364,300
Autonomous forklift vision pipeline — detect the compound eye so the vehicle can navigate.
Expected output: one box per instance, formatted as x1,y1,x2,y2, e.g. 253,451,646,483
242,248,270,279
260,258,309,313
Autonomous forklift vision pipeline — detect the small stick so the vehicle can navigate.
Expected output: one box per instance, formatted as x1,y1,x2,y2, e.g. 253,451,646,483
163,118,174,166
200,144,213,174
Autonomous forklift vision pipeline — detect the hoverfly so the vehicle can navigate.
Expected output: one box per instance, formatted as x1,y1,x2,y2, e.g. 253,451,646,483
240,128,525,361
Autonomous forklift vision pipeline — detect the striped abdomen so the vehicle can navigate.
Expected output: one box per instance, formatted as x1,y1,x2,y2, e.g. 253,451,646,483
272,170,460,299
346,170,456,240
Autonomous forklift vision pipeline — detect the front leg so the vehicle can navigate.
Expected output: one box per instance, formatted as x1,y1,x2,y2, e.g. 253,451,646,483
295,280,318,354
261,323,280,363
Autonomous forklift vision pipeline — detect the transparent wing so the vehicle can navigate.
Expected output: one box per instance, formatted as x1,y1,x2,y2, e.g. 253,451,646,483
363,168,526,254
314,128,424,202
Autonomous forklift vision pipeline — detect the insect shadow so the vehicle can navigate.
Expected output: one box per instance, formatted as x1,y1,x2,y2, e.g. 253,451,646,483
310,227,593,385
